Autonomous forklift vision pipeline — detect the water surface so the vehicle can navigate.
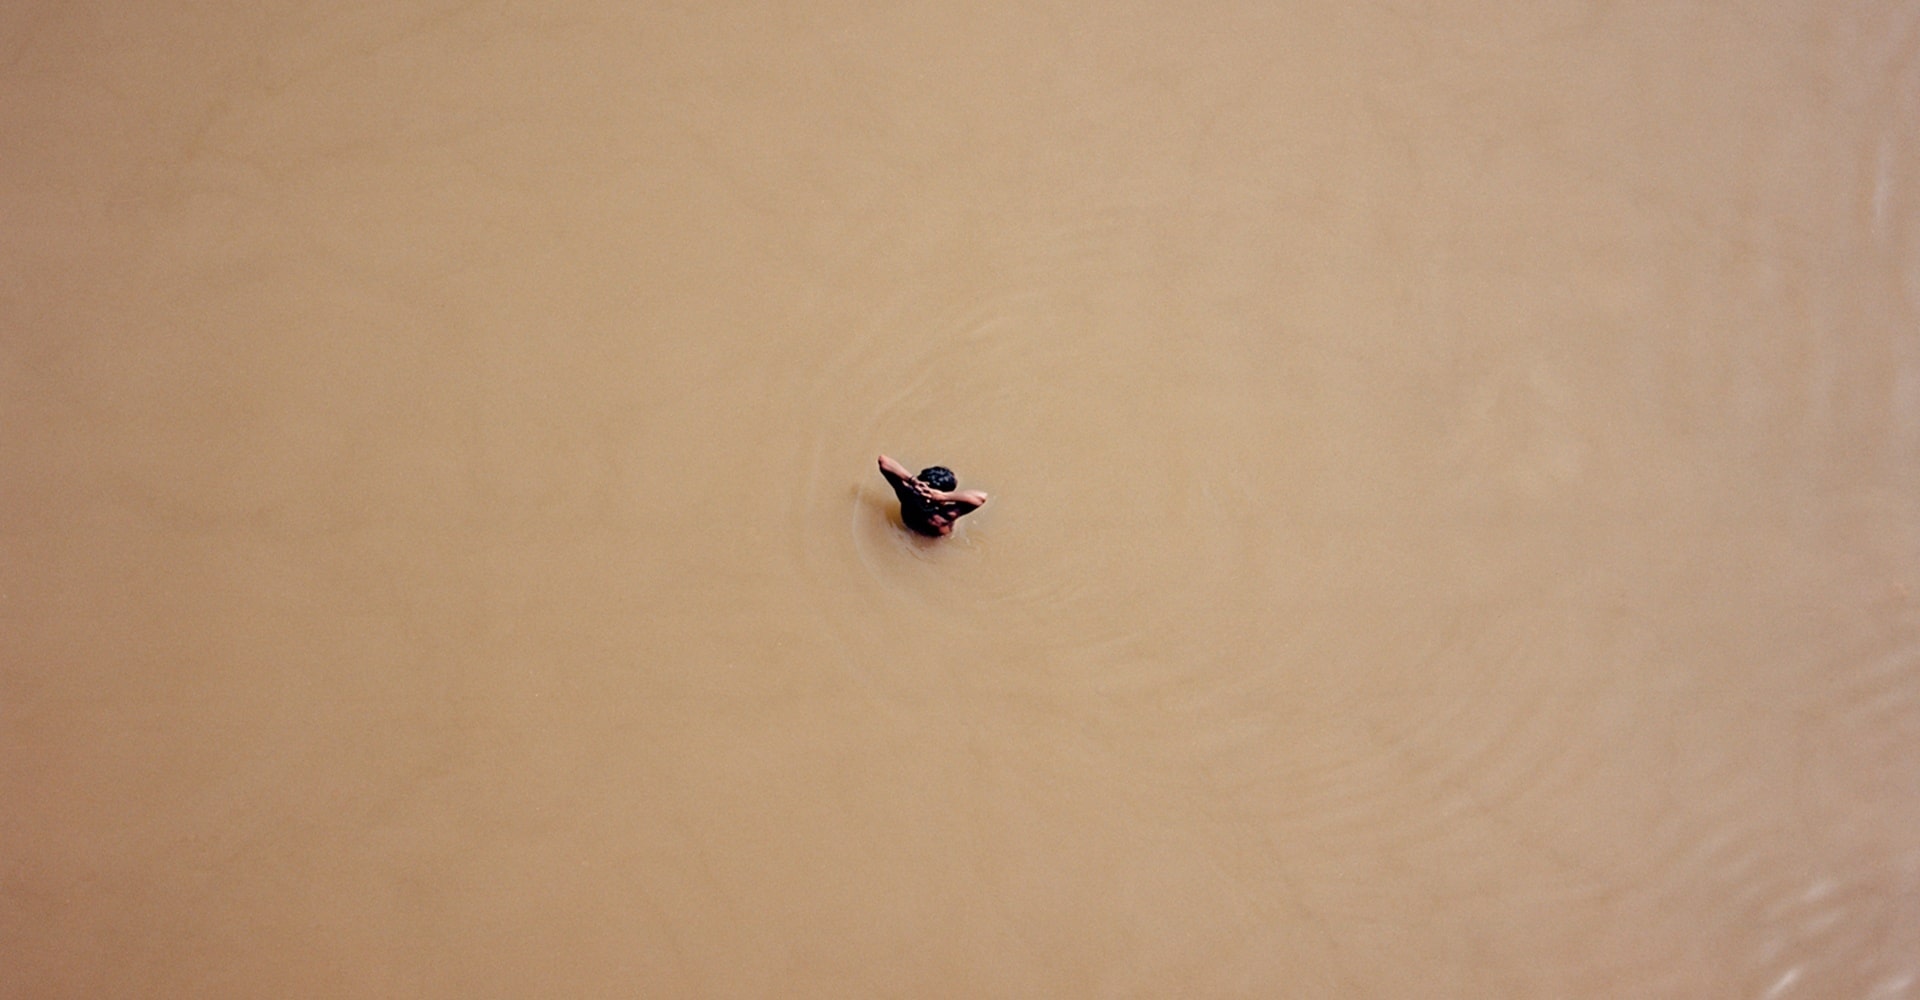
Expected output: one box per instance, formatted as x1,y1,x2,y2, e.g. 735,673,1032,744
4,2,1918,996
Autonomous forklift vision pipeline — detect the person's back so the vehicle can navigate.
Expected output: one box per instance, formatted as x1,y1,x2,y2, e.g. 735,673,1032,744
877,454,987,537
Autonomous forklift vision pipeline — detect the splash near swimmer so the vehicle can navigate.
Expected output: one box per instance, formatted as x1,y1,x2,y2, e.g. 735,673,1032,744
877,454,988,537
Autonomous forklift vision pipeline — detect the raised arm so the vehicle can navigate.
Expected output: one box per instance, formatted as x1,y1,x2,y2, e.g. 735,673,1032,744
946,489,988,509
879,454,986,526
877,453,916,485
878,454,938,506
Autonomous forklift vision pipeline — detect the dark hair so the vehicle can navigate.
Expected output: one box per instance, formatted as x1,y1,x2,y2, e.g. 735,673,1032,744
916,466,957,491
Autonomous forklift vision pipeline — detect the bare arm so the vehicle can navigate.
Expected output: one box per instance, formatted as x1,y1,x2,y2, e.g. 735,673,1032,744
877,454,916,485
878,455,986,525
878,454,938,505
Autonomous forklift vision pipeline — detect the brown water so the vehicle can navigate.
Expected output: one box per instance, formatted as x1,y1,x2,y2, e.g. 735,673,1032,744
5,3,1919,997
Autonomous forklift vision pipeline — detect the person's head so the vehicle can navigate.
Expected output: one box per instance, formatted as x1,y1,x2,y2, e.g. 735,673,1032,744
917,466,957,491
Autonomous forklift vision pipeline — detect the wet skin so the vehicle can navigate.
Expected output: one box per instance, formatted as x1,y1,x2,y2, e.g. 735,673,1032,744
877,454,988,537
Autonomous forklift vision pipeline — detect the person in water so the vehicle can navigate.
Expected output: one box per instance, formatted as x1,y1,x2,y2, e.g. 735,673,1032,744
878,454,988,537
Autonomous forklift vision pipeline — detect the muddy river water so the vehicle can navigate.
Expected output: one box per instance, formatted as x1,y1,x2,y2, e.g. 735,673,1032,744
5,2,1919,996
